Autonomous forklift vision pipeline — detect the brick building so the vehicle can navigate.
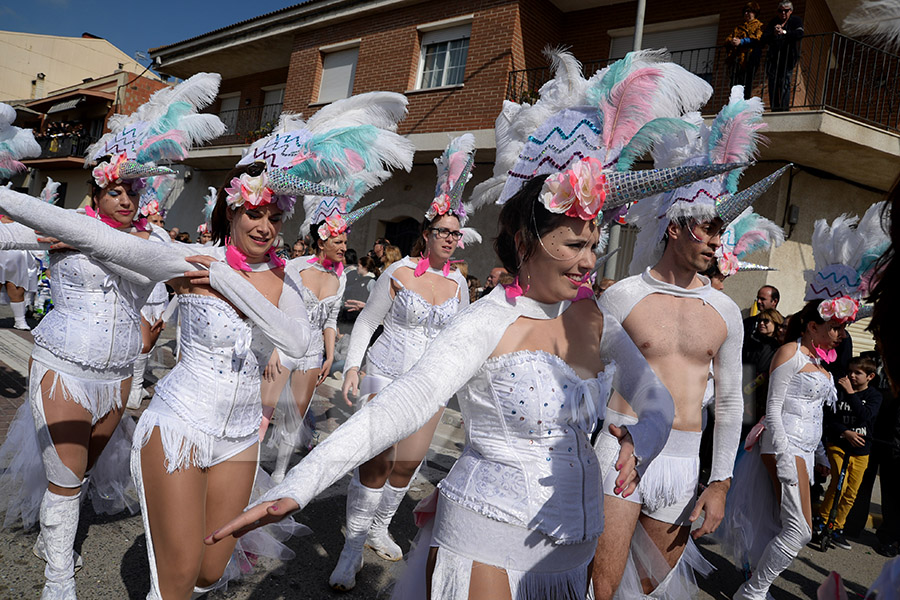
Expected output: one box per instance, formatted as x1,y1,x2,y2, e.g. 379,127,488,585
149,0,898,341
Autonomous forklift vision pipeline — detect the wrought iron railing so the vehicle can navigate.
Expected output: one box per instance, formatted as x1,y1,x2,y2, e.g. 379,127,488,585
34,135,97,159
506,32,900,133
212,103,284,146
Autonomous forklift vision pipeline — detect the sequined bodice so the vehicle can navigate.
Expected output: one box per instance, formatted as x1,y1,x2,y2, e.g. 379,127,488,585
782,367,836,453
32,252,146,370
153,294,267,438
366,286,460,377
439,351,615,543
301,285,340,332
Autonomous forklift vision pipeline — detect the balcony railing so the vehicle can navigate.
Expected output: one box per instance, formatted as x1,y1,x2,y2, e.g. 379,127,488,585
212,103,284,146
507,32,900,133
33,134,97,159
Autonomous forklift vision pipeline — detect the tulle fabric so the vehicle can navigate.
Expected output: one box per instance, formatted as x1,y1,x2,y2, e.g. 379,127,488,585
0,400,139,530
264,378,316,456
614,521,714,599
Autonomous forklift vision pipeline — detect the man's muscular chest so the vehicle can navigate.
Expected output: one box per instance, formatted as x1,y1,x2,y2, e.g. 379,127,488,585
623,294,727,362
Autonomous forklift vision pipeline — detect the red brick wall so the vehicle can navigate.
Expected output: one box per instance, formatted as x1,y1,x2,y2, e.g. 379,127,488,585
283,0,523,134
117,74,169,115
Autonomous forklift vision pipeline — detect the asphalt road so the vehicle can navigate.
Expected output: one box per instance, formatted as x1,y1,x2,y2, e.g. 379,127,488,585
0,308,892,599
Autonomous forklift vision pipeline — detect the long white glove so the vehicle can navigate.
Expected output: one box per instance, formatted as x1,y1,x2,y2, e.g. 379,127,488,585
708,301,746,484
765,348,805,485
343,260,403,371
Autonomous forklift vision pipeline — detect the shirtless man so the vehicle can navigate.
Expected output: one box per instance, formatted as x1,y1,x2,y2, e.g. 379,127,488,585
592,215,744,598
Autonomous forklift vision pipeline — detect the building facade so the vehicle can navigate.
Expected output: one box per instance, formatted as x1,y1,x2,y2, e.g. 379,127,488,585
149,0,896,346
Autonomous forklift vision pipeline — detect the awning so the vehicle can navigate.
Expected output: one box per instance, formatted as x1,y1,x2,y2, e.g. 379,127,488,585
47,98,84,114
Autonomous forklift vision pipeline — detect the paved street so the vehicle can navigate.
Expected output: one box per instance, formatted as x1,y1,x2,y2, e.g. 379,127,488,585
0,306,892,599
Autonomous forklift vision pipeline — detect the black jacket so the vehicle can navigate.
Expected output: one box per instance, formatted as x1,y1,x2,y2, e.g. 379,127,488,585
762,14,804,74
825,385,883,456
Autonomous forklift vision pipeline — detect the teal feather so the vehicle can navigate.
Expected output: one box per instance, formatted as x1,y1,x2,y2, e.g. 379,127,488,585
586,53,634,106
616,117,696,171
147,102,192,136
286,125,380,181
859,241,890,277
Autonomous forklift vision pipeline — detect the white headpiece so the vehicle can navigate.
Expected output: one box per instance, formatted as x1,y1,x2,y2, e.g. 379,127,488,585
716,206,784,275
39,177,61,205
0,103,40,180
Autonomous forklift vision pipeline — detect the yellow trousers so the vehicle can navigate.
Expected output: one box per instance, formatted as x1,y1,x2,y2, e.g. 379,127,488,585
819,445,869,530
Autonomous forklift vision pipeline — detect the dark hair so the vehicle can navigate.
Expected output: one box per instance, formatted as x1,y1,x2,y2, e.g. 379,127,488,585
743,2,760,15
344,248,358,265
494,175,569,275
411,213,461,258
358,255,379,276
700,261,723,280
209,161,267,246
374,237,389,246
868,183,897,394
785,299,826,341
760,285,780,303
88,155,113,201
848,356,878,375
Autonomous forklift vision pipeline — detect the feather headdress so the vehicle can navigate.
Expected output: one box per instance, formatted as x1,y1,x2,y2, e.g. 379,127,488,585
138,176,174,219
0,103,41,180
300,179,382,240
470,49,743,220
197,186,217,235
716,206,785,276
843,0,900,51
86,73,226,186
39,177,61,205
236,92,414,223
626,86,777,274
427,133,476,225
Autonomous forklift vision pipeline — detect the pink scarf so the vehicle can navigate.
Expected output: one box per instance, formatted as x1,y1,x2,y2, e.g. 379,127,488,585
414,254,455,278
85,205,149,232
225,242,285,272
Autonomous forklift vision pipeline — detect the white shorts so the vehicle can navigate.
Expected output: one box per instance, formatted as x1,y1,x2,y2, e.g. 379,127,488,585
595,410,701,526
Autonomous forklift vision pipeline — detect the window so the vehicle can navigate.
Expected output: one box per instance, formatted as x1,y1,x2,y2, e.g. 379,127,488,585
318,47,358,103
218,94,240,133
417,24,470,90
259,86,284,128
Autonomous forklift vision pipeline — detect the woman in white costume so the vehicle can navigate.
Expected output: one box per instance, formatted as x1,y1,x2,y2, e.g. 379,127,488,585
323,135,474,591
207,49,750,598
720,203,889,600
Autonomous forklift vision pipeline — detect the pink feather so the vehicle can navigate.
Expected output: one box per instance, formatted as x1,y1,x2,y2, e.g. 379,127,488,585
710,110,765,166
601,67,664,152
734,231,767,256
139,131,188,159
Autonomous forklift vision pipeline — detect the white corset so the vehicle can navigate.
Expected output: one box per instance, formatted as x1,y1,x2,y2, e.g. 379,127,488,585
153,294,268,438
366,284,460,378
32,252,147,372
439,350,614,544
299,285,341,357
782,369,836,453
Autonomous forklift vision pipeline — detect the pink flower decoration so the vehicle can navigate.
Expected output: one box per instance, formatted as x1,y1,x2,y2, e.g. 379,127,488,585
92,153,127,188
225,171,272,210
317,214,347,240
426,195,451,221
817,296,859,323
140,199,160,217
539,157,607,221
718,251,740,276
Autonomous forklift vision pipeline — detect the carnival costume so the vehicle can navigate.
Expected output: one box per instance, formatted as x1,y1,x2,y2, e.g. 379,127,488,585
127,176,175,410
597,86,788,598
716,205,784,277
249,49,750,599
0,74,224,599
720,202,889,600
0,102,41,329
322,134,474,588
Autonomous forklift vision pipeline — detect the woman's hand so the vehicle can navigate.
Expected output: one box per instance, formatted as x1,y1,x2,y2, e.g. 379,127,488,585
36,235,76,252
344,299,366,313
316,357,333,387
183,254,218,285
342,368,360,406
610,424,640,497
204,499,301,545
264,350,282,382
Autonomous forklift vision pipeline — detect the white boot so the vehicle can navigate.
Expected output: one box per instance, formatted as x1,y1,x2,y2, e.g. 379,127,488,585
329,476,383,591
365,481,410,561
11,300,29,330
127,353,150,410
270,442,294,484
39,489,81,600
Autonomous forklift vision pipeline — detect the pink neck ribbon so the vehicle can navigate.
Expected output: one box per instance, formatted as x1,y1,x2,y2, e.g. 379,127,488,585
308,255,344,276
225,241,285,272
85,205,149,232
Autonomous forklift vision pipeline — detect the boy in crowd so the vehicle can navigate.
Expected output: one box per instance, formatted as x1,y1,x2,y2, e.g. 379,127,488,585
814,356,883,549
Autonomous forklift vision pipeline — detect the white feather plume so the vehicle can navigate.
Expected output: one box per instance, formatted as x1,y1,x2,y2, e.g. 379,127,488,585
843,0,900,50
307,91,408,133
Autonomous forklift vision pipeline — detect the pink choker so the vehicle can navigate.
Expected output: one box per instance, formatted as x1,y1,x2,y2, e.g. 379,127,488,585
85,206,149,232
308,255,343,276
225,240,285,272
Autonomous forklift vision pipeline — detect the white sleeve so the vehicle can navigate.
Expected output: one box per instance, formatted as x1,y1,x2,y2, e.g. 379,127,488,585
257,302,505,508
324,275,345,333
709,303,745,483
0,222,50,251
207,261,312,361
0,187,196,283
599,309,675,478
343,264,399,371
455,271,470,309
765,350,802,484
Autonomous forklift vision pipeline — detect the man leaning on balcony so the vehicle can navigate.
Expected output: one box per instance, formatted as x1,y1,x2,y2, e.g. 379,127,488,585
762,1,804,111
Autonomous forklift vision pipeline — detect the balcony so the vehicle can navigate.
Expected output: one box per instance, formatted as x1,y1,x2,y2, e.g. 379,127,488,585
507,32,900,134
211,103,284,146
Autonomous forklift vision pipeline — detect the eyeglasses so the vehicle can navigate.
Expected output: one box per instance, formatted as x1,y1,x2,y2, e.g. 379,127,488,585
778,8,791,12
429,227,463,241
758,318,772,324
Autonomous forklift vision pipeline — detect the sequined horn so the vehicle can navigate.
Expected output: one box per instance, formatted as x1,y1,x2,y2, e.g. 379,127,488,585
603,162,749,212
344,199,383,228
716,164,791,224
117,161,176,180
267,169,342,198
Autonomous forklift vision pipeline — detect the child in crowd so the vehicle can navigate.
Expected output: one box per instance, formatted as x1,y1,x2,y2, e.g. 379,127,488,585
814,355,883,549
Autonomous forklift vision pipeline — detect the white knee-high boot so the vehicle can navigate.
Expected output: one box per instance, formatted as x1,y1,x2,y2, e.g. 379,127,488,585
366,481,411,561
11,300,29,330
329,475,383,591
39,489,81,600
734,483,811,599
271,442,294,484
127,353,150,410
